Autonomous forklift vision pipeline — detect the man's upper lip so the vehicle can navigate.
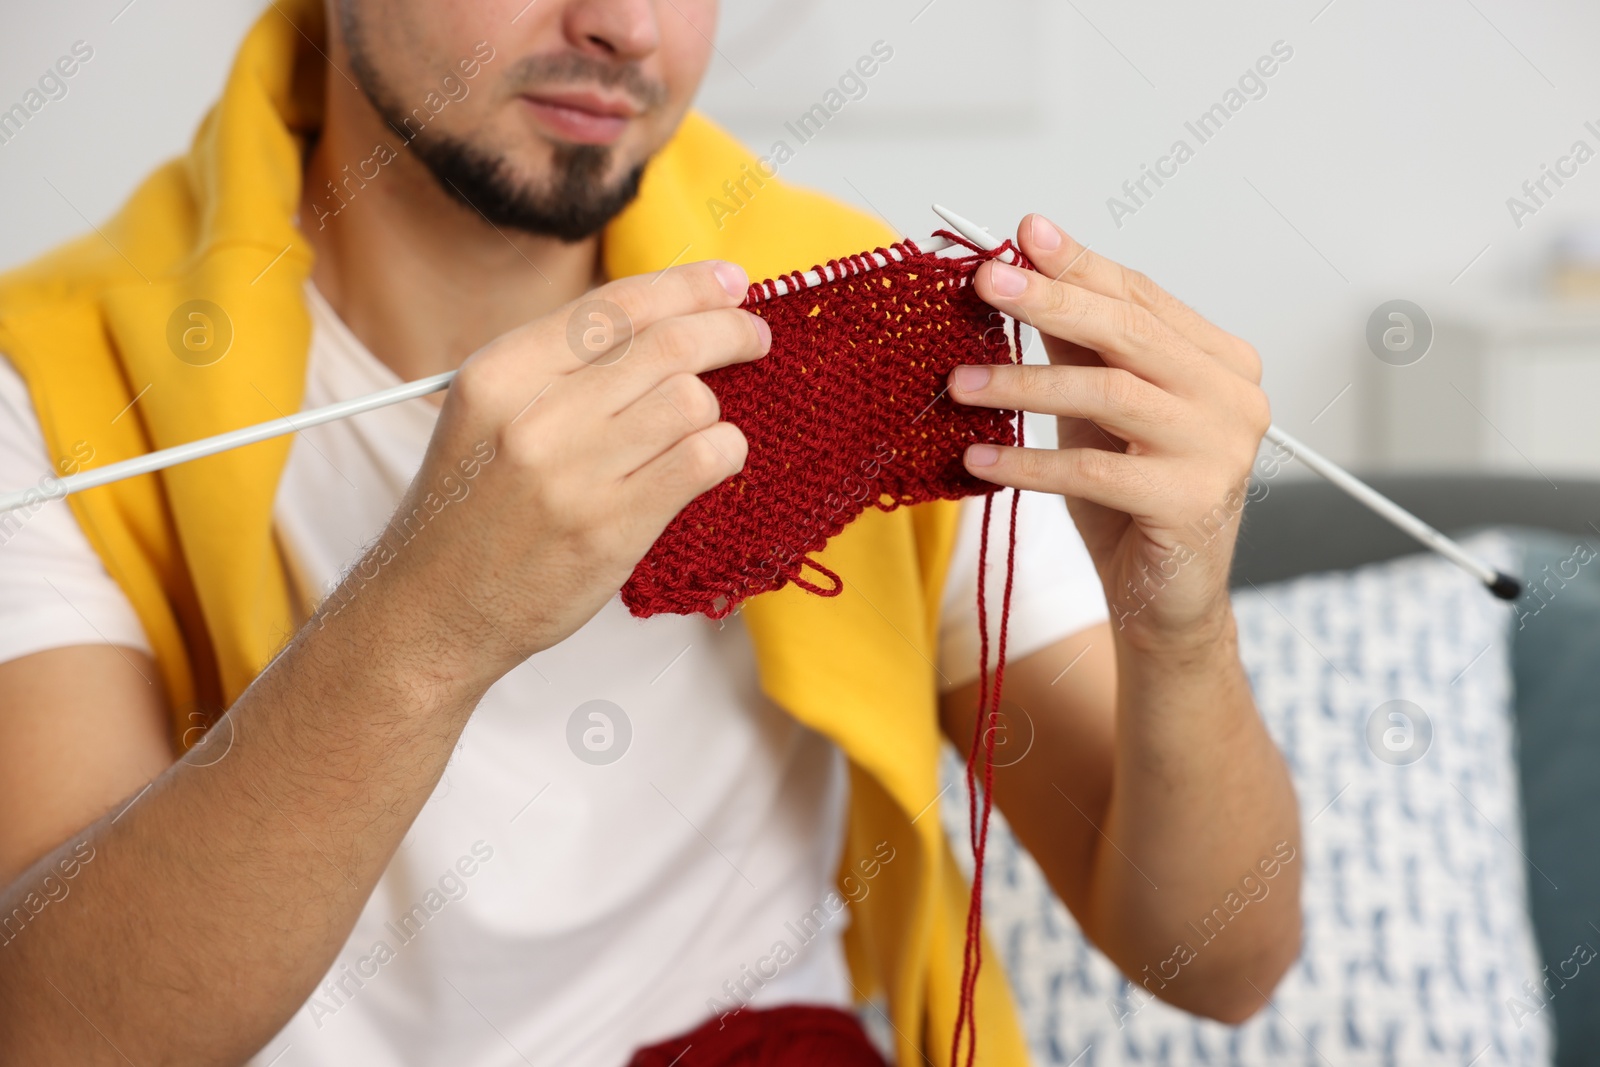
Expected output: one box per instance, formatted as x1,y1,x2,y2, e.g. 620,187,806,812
520,90,641,119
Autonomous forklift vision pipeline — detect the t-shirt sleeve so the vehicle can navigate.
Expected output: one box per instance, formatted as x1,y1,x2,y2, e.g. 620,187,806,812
937,488,1109,692
0,357,151,663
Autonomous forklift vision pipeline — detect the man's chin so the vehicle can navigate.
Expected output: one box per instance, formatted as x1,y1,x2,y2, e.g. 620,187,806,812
411,133,647,242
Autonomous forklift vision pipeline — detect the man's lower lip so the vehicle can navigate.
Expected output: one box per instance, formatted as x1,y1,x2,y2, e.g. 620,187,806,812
521,98,629,144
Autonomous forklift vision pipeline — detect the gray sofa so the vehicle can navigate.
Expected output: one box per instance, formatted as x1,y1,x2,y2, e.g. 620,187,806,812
1230,473,1600,1066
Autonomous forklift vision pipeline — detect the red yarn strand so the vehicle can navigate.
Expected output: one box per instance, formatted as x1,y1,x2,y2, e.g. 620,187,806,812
951,321,1025,1067
949,489,994,1066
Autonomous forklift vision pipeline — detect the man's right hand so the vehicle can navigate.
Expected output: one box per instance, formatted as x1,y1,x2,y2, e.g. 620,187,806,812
357,260,768,692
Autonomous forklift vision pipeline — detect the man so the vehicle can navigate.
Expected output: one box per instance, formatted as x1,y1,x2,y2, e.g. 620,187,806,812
0,0,1300,1063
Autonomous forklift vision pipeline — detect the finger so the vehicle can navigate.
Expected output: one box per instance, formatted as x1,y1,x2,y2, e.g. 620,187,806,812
948,363,1182,446
566,260,753,366
963,442,1162,515
459,260,755,421
1016,214,1262,382
579,307,770,413
974,261,1205,392
603,372,722,477
599,259,751,329
493,304,764,467
623,420,748,518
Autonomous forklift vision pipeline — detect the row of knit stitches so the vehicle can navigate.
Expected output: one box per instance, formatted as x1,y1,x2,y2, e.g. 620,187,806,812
619,236,1028,620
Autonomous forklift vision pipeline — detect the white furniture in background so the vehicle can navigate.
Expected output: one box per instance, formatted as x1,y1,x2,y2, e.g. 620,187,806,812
1364,299,1600,478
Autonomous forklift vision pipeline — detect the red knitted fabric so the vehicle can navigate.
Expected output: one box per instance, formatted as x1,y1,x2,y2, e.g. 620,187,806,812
625,1004,889,1067
621,232,1028,1067
620,235,1024,619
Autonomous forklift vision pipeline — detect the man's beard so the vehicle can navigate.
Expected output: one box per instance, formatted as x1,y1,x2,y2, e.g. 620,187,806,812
339,9,653,243
408,133,645,244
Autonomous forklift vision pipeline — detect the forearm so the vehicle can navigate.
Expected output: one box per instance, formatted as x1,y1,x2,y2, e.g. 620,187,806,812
0,584,487,1065
1089,609,1301,1019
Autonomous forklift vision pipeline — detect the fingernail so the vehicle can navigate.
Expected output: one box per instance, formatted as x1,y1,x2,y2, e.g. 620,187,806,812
988,261,1027,298
714,262,748,298
966,443,1001,467
1030,215,1063,251
751,312,771,350
952,365,991,393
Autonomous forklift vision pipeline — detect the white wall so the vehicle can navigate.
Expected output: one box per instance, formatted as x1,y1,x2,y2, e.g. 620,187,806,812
5,0,1599,471
0,0,264,262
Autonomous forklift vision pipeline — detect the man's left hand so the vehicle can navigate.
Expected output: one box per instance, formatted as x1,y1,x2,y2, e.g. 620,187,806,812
950,213,1271,651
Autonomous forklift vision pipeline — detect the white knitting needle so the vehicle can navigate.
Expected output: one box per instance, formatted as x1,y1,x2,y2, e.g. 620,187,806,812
0,236,971,517
0,371,457,514
931,203,1522,600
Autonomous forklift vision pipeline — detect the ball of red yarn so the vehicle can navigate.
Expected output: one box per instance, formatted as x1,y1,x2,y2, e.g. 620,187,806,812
625,1005,889,1067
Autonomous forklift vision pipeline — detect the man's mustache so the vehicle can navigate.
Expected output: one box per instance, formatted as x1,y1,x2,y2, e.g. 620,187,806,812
502,52,668,112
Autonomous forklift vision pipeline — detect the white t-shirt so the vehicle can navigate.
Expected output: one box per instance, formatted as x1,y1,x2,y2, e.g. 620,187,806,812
0,281,1108,1067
